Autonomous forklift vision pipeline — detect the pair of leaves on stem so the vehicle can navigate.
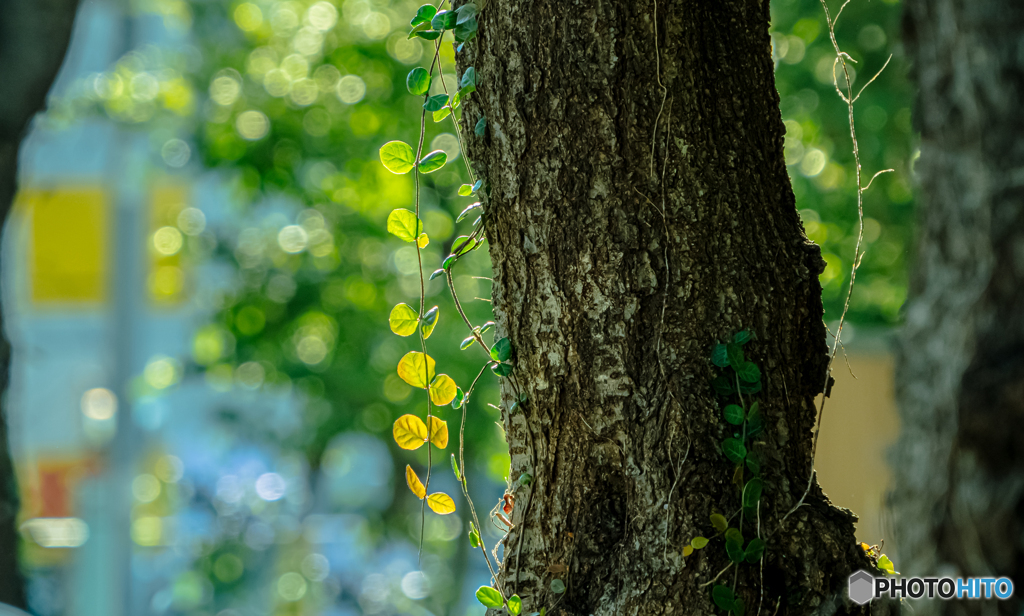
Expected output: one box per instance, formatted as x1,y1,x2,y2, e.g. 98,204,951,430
404,465,455,514
395,351,459,406
390,303,439,340
712,585,746,616
386,208,429,248
490,337,513,376
723,527,765,565
380,141,447,175
408,3,478,42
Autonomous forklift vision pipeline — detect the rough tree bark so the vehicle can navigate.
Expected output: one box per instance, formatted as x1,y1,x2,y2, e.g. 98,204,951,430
459,1,887,615
0,0,81,607
890,2,1024,615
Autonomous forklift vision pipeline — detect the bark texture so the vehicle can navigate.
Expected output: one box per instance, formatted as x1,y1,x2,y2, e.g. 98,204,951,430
0,0,81,607
458,1,888,614
890,2,1024,615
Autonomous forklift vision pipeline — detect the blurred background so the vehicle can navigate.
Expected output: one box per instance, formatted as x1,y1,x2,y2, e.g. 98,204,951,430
4,0,914,613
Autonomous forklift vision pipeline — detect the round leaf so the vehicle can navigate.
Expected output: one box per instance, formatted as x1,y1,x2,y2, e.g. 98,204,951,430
742,478,763,508
405,464,426,499
410,4,437,26
737,361,761,383
427,492,456,514
723,404,745,425
458,184,473,196
508,594,522,616
387,208,423,242
725,540,745,563
379,141,416,174
491,337,511,362
550,579,565,594
428,415,449,448
691,536,709,549
416,233,429,248
406,67,431,95
397,351,436,388
418,150,447,173
389,303,419,336
725,527,744,546
393,414,428,450
744,537,766,563
722,438,747,463
710,513,728,533
682,545,694,557
429,374,458,406
726,343,744,367
475,586,503,608
712,585,735,611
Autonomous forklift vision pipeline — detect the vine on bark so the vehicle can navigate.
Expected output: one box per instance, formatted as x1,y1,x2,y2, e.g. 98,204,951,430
379,1,534,614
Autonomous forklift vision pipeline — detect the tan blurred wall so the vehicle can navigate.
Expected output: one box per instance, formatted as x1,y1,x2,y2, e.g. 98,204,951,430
813,349,899,552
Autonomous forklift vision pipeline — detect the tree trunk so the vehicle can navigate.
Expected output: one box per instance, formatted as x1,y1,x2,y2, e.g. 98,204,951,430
0,0,81,607
458,1,886,614
890,2,1024,615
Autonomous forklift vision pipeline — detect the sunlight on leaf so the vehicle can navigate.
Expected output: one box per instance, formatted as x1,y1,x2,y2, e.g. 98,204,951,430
389,303,419,336
405,464,426,499
379,141,416,174
397,351,436,388
429,374,458,406
387,208,422,242
393,414,428,450
427,492,456,514
428,415,449,448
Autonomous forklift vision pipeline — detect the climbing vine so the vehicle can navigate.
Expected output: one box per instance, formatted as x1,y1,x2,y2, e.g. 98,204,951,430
377,1,533,614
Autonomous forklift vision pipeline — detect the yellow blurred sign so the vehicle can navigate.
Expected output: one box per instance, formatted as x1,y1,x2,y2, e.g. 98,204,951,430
21,188,108,304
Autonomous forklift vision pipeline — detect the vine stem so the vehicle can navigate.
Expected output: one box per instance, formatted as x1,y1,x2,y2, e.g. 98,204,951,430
783,0,893,526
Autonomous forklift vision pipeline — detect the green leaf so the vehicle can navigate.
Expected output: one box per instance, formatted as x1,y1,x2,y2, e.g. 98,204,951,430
452,235,472,253
550,579,565,594
491,363,513,377
457,202,482,222
422,305,439,339
747,408,764,437
744,538,766,563
491,337,511,362
736,361,761,383
412,29,441,40
742,478,763,508
745,455,761,475
461,67,476,90
469,525,480,547
410,4,437,26
710,513,728,533
451,454,462,481
452,90,462,109
747,400,759,419
475,586,503,608
386,208,422,241
452,387,465,409
712,586,735,611
738,380,762,395
442,255,456,271
388,303,419,336
712,375,736,396
691,536,709,549
460,336,475,350
722,438,746,463
518,472,533,486
723,404,744,425
734,329,754,345
474,116,486,136
418,150,447,173
458,184,474,196
431,9,457,30
480,321,495,334
508,595,522,615
432,105,452,122
454,17,477,42
429,268,445,281
456,3,478,24
423,94,449,112
379,141,416,174
406,68,431,95
731,598,745,616
724,527,743,547
726,343,744,368
725,539,745,563
711,343,729,368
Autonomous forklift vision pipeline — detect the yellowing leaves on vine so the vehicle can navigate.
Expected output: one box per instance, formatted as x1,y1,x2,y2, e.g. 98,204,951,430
417,233,429,248
389,303,419,336
405,464,426,499
397,351,435,388
429,374,458,406
428,415,448,448
427,492,456,514
387,208,423,242
393,414,428,450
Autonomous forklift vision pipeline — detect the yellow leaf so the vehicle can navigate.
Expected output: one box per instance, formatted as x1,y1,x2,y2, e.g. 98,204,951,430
429,374,458,406
682,545,694,557
427,492,456,515
393,414,428,450
389,303,419,337
428,415,449,448
417,233,429,248
397,351,436,388
405,465,426,499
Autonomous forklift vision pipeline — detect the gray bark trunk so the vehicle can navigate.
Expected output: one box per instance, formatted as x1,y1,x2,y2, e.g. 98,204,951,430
890,2,1024,615
458,1,887,614
0,0,81,607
